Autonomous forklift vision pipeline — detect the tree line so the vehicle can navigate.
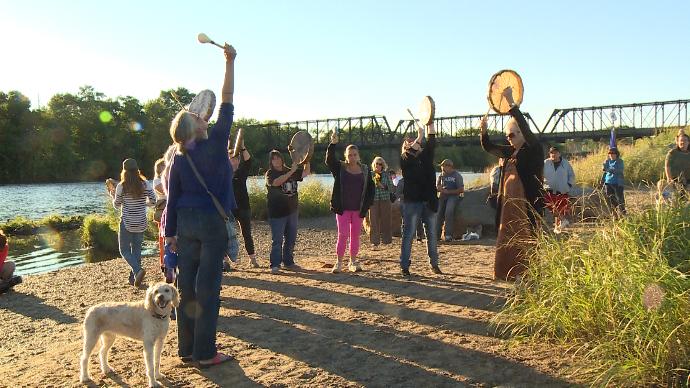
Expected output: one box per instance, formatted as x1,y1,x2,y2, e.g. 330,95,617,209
0,87,496,184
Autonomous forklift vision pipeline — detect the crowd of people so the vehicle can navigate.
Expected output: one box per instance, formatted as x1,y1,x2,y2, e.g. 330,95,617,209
3,42,688,369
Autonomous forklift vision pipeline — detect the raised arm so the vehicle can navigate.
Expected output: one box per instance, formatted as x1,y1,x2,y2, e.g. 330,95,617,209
210,45,237,147
221,44,236,104
503,87,538,147
480,115,512,158
325,131,340,174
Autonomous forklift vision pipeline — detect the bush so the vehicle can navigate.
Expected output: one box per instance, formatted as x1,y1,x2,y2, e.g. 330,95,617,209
0,216,37,235
571,127,685,187
247,179,332,220
81,214,118,253
39,214,83,231
494,203,690,386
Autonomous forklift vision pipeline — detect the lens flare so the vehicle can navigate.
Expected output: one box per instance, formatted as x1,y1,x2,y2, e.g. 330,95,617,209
38,226,63,251
99,111,113,123
642,283,665,311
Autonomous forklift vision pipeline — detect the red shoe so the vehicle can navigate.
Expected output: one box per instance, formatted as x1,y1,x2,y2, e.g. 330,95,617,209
198,352,233,369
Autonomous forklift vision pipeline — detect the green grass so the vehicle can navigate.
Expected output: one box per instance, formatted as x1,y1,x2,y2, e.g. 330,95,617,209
493,202,690,386
0,214,84,235
571,127,686,187
248,179,332,220
81,214,119,252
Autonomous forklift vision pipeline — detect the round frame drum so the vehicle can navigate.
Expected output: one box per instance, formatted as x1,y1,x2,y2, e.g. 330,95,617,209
487,70,523,114
418,95,436,126
188,89,216,121
288,130,314,165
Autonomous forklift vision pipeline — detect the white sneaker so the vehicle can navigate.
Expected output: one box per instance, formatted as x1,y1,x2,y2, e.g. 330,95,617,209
331,261,342,274
270,267,280,274
348,261,362,272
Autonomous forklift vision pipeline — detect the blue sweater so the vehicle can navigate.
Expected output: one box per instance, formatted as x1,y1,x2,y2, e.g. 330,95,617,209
165,103,235,237
603,158,625,185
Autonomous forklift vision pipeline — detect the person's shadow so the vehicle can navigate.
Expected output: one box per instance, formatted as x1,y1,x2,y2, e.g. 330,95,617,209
0,290,77,324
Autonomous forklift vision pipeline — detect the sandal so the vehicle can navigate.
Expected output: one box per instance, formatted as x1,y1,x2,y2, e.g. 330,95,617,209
198,352,233,369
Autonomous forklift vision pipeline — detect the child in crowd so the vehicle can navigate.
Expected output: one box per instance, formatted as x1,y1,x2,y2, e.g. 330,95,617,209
0,229,22,293
108,158,156,286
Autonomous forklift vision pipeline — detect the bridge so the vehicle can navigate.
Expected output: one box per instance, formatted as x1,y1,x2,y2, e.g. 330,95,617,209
245,98,689,153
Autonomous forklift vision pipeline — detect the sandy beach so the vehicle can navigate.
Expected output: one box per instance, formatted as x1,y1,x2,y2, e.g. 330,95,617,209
0,217,583,387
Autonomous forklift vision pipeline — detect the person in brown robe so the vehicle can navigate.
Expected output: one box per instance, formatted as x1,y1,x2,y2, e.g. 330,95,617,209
480,87,544,280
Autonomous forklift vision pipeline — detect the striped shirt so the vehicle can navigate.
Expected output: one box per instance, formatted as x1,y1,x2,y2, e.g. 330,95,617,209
113,181,156,233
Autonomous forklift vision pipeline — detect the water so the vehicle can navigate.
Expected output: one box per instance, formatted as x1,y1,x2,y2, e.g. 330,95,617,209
0,173,485,221
8,231,157,276
0,172,484,275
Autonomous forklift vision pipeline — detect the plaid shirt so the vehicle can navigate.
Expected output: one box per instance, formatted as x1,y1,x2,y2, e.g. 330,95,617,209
372,171,393,201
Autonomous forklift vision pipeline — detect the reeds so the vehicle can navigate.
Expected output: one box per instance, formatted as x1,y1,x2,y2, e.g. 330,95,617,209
494,202,690,386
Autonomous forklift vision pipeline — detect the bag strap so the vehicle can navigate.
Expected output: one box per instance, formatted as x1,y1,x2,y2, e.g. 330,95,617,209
184,154,229,221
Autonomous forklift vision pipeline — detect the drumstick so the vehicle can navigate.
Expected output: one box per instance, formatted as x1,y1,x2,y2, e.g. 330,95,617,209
232,128,243,157
406,108,426,132
197,33,225,49
169,91,187,111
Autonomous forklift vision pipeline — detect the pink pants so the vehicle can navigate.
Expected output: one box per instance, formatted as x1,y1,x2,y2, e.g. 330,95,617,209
336,210,363,258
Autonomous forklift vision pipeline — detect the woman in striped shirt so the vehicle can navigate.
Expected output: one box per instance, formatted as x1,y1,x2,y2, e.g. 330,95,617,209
109,158,156,286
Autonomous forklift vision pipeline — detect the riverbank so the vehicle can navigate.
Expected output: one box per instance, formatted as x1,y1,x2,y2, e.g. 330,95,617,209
0,217,585,387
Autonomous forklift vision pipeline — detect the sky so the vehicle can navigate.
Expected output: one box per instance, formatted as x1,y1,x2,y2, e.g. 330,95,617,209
1,0,689,129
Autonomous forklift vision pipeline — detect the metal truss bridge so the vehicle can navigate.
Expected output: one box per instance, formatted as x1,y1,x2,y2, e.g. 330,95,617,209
245,99,689,152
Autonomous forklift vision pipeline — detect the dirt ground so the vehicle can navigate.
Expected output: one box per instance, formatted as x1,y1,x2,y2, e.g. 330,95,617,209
0,217,584,387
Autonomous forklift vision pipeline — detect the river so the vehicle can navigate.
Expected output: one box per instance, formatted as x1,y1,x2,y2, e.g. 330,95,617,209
0,172,484,275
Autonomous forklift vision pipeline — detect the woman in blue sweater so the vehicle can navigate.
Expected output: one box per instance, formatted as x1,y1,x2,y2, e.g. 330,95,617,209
164,44,237,367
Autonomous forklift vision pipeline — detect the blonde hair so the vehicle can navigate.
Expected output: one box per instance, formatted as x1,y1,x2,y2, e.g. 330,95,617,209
344,144,360,163
371,156,388,171
169,110,196,153
154,158,166,178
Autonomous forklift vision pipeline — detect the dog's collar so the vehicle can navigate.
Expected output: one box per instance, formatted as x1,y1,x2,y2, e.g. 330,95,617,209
152,312,169,320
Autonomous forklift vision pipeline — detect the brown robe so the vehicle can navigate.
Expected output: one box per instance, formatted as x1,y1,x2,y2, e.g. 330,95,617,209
494,159,531,280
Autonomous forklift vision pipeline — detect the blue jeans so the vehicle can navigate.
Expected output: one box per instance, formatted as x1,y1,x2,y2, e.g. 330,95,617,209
175,208,227,360
437,196,461,240
400,201,439,270
268,211,298,268
119,221,144,278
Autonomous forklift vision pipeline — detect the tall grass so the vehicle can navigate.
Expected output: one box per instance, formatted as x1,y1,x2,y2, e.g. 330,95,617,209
494,202,690,386
248,179,332,220
571,128,685,187
0,215,83,235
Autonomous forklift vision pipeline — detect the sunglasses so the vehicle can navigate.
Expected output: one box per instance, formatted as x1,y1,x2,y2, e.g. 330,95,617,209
376,162,384,166
506,133,516,139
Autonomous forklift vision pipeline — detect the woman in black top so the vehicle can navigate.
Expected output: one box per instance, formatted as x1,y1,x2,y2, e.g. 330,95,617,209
229,136,258,269
265,149,310,274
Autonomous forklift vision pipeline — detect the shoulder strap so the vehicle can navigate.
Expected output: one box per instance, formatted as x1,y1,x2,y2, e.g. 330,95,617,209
184,154,229,221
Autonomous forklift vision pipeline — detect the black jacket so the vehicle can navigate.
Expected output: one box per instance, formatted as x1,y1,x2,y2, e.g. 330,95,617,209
400,134,438,212
326,143,375,217
232,157,251,209
480,107,544,227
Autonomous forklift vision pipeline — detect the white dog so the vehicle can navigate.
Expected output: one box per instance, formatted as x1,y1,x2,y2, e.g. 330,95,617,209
79,282,179,387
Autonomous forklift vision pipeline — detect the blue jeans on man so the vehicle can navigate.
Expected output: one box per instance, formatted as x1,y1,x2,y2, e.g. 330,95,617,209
175,208,227,361
400,201,439,270
119,221,144,283
268,211,298,268
437,195,461,240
